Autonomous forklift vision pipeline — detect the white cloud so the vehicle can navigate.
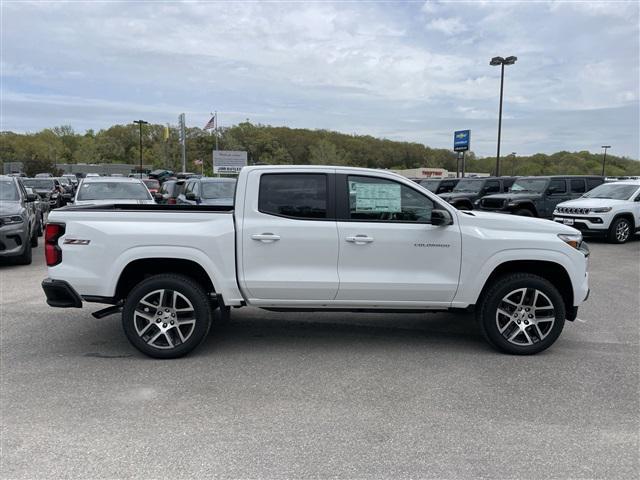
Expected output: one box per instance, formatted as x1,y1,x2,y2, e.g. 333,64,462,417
426,17,467,36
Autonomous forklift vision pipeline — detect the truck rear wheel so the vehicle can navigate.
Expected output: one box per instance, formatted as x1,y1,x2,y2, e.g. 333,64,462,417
477,273,565,355
122,274,212,358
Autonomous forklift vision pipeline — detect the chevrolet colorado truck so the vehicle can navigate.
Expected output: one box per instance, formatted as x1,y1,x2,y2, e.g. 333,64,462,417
42,166,590,358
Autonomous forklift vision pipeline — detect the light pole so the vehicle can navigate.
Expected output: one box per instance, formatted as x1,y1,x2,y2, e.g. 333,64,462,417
601,145,611,177
490,55,517,176
133,120,149,178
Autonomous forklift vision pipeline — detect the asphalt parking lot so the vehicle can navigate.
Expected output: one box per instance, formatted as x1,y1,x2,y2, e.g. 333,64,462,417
1,238,639,479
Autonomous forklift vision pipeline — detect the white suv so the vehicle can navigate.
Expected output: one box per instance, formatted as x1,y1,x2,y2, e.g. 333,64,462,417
553,180,640,243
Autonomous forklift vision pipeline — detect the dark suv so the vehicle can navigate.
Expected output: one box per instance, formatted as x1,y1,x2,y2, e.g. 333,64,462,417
438,177,517,210
22,178,65,209
478,176,604,218
418,178,460,195
0,176,39,264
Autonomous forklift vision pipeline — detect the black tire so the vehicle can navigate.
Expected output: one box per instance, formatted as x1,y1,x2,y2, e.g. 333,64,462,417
477,273,566,355
30,225,38,247
15,237,32,265
514,208,534,217
607,217,632,244
122,274,212,358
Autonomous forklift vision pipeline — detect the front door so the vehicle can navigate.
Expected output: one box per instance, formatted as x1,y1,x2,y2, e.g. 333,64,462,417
544,178,571,217
335,174,462,306
240,170,339,302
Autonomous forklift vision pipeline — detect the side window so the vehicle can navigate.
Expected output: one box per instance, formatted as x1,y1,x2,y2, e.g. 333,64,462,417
484,180,500,194
259,174,327,219
184,182,193,194
192,182,200,196
570,179,586,193
347,176,434,223
441,181,454,193
587,178,603,191
548,179,566,194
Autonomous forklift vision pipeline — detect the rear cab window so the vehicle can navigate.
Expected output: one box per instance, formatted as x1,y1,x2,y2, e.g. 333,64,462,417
259,173,328,219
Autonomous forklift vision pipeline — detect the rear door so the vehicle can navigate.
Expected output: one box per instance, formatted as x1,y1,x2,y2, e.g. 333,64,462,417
569,178,586,199
335,174,461,306
544,178,570,217
240,170,339,302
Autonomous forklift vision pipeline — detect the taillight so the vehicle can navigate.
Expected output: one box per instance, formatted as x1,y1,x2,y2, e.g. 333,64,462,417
45,223,65,266
168,198,176,205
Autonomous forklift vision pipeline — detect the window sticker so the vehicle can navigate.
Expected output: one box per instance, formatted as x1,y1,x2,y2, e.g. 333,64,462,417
353,182,401,213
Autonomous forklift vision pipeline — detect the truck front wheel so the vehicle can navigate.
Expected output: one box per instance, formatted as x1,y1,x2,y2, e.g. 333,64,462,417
477,273,565,355
122,274,212,358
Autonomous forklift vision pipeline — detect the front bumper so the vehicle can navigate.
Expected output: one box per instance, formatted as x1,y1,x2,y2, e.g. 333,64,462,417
42,278,83,308
0,224,28,257
553,215,608,236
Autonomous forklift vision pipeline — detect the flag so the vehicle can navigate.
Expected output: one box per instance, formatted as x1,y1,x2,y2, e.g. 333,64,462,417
204,114,216,130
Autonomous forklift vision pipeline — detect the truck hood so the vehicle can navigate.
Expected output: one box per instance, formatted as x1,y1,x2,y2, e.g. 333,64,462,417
457,210,579,235
556,198,629,209
483,192,543,202
73,199,156,206
439,192,476,201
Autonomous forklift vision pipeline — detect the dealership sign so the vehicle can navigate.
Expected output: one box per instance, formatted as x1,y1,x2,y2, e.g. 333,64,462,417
454,130,470,152
213,150,247,173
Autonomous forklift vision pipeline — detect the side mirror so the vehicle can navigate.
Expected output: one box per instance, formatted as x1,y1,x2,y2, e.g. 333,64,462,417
431,209,453,226
185,192,198,201
26,193,38,202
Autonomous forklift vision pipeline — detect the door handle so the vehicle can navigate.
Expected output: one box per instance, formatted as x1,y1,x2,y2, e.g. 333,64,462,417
251,233,281,243
345,235,374,244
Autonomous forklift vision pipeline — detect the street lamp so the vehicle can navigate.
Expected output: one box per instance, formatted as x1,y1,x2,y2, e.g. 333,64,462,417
601,145,611,177
133,120,149,178
490,55,517,177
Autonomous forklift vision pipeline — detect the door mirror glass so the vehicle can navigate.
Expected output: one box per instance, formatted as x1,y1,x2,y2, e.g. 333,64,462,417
431,209,453,226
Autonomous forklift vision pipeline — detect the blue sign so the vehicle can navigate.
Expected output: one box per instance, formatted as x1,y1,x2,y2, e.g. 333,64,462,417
454,130,470,152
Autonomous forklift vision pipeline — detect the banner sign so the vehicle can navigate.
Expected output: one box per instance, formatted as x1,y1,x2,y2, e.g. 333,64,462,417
213,150,247,173
454,130,470,152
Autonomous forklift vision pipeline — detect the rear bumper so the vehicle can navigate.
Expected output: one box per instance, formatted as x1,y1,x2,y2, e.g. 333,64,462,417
42,278,83,308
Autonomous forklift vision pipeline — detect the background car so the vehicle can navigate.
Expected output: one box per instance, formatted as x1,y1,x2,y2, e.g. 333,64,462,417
23,187,46,236
56,177,74,203
478,175,604,218
418,178,460,195
73,177,156,206
553,180,640,243
0,176,39,264
141,178,161,195
177,177,237,206
22,178,65,209
438,177,516,210
157,180,185,205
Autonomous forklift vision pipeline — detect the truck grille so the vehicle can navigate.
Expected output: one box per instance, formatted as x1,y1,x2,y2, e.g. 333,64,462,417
557,207,590,215
480,198,505,209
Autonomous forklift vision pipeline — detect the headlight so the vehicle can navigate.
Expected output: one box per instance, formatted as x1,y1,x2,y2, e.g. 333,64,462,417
558,233,583,249
0,215,24,225
591,207,612,213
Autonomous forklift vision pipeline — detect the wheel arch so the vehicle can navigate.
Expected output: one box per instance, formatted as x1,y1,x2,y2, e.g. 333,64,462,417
476,259,574,317
115,257,216,302
611,212,635,230
509,201,538,216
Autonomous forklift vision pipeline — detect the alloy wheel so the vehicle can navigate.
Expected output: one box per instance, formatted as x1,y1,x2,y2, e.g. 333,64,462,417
133,289,196,349
616,221,630,242
495,287,555,346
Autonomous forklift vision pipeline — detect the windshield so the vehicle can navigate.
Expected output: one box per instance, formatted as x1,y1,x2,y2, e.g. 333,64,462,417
22,179,55,190
583,183,639,200
419,180,440,192
510,178,548,193
58,178,70,185
142,179,160,189
202,181,236,199
453,179,484,193
0,180,19,201
77,182,152,201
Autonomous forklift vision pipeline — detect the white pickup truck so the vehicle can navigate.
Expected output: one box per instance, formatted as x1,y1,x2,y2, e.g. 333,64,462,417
42,166,590,358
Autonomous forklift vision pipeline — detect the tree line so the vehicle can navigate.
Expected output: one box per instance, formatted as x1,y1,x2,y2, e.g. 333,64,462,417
1,123,638,177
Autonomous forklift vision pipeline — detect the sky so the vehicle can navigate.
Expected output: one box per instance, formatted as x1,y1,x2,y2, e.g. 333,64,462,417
1,0,639,158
